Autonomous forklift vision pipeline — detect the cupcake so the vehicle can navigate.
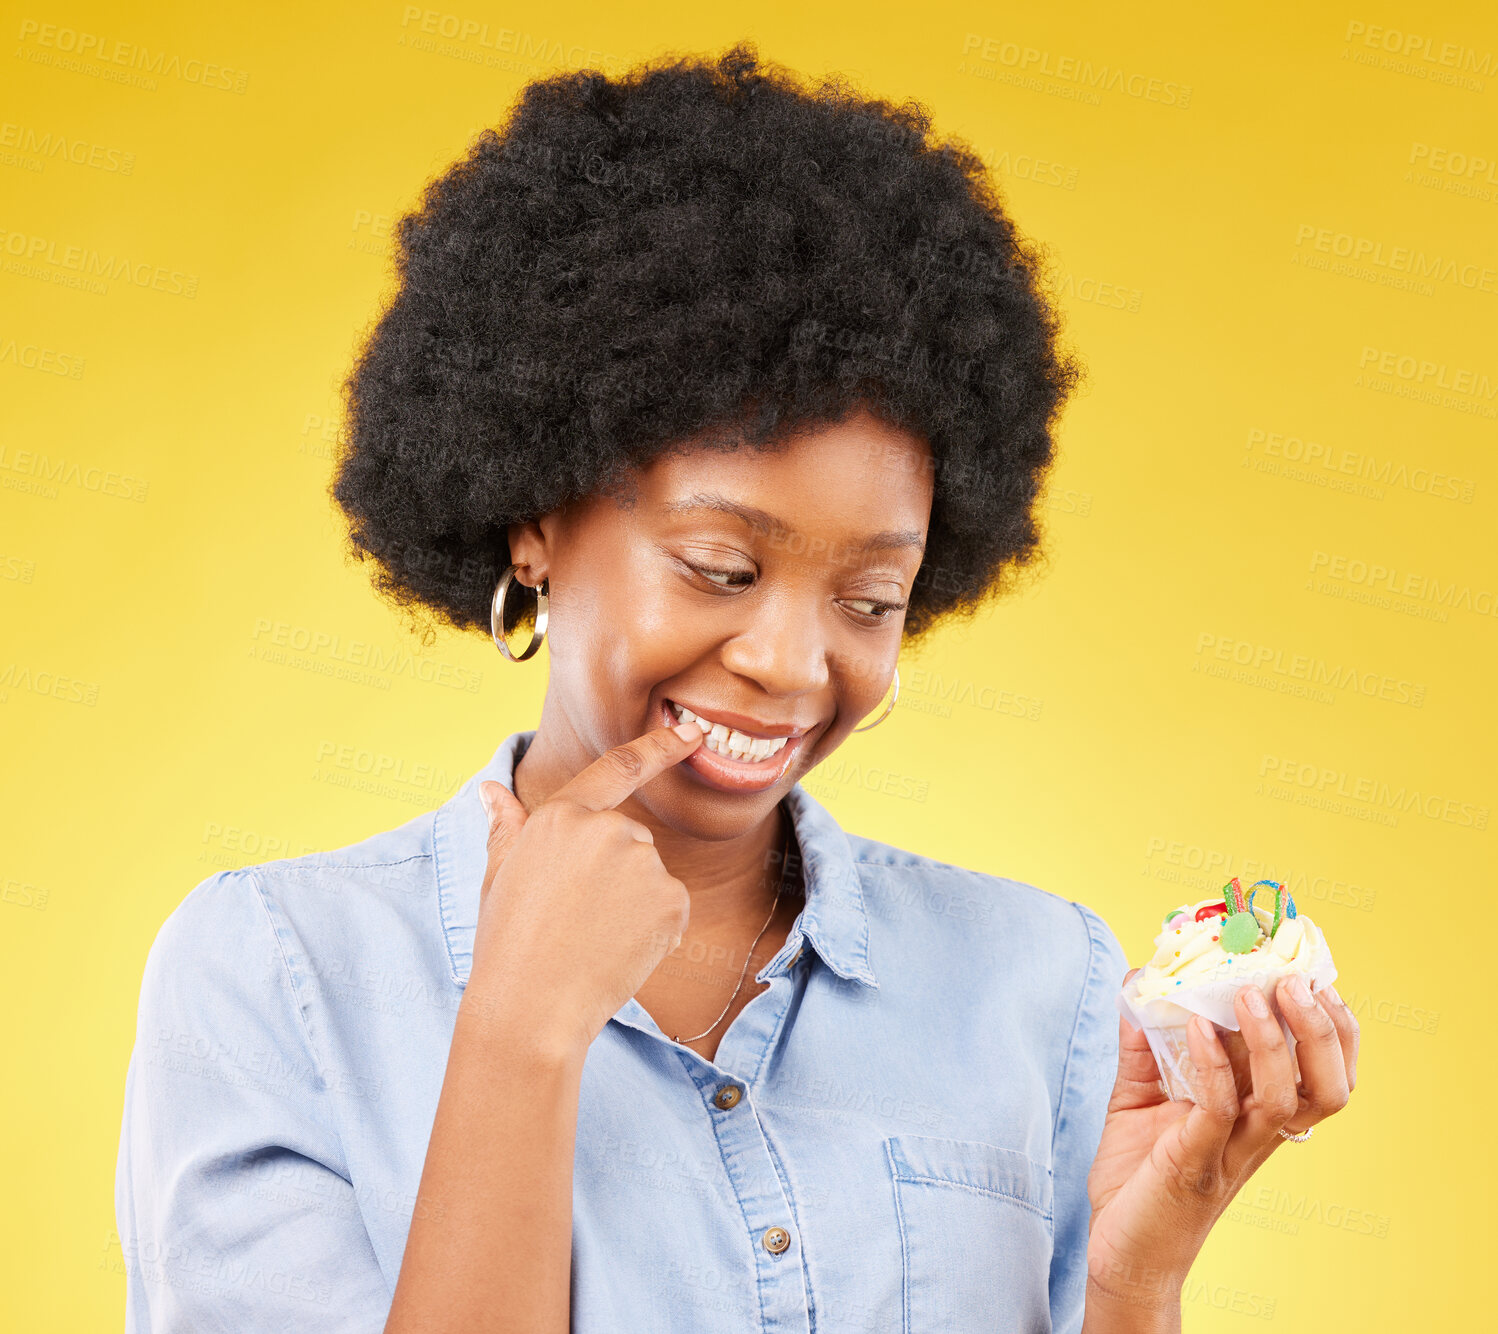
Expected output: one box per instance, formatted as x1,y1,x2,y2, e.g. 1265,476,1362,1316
1117,877,1339,1104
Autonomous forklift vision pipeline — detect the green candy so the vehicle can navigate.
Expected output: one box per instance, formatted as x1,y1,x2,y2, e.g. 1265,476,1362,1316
1219,911,1261,954
1164,909,1185,924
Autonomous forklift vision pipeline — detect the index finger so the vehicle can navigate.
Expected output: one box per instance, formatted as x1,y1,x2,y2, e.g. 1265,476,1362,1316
550,718,704,812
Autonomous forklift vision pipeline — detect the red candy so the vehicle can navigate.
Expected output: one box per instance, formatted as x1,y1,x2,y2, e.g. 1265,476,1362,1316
1195,902,1228,922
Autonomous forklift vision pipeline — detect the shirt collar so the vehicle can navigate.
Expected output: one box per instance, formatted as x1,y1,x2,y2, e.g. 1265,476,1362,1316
433,728,879,994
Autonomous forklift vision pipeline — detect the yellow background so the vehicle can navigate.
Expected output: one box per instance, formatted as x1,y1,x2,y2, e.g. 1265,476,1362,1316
3,0,1493,1326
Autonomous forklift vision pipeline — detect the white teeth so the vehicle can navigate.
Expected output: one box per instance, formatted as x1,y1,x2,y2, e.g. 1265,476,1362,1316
669,701,789,762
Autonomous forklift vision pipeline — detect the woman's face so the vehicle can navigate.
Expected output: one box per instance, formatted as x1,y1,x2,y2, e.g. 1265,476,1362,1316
508,407,934,839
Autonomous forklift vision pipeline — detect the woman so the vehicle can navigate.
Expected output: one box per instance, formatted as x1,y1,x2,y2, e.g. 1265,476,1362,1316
115,42,1358,1333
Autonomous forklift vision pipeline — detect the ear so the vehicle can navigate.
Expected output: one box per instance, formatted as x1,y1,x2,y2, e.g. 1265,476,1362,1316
505,518,551,585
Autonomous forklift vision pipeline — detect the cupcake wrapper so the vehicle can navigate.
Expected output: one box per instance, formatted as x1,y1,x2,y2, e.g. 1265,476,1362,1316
1116,928,1338,1105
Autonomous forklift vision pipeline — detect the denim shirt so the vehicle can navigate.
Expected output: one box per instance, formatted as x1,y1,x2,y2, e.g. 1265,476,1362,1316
116,728,1128,1333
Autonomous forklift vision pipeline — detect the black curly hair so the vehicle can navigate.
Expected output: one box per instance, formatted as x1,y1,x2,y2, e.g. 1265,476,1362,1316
330,40,1082,650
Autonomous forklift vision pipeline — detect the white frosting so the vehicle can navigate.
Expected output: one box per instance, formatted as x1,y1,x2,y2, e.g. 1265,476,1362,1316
1131,892,1330,1007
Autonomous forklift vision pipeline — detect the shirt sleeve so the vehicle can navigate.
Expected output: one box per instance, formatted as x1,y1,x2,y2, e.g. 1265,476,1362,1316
115,867,391,1332
1048,901,1130,1334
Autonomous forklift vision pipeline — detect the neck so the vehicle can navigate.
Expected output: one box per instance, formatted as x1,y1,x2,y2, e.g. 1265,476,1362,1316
510,716,802,934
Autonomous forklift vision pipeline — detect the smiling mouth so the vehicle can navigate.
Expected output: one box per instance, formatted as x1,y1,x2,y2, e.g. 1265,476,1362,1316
665,699,793,763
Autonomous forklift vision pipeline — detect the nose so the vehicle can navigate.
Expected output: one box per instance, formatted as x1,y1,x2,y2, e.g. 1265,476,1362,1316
717,592,832,700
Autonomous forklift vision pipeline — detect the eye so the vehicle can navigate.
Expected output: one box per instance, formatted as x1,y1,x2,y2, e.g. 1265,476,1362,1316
685,562,755,590
683,560,907,626
843,597,908,623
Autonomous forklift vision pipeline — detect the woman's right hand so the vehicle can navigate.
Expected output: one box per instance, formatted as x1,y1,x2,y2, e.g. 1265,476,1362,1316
465,719,706,1059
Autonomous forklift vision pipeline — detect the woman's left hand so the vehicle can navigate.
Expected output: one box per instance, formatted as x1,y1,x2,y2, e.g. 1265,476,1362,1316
1082,972,1359,1319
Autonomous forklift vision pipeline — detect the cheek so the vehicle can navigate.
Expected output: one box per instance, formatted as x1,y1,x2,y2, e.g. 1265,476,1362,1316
548,569,711,711
605,586,713,693
845,649,897,708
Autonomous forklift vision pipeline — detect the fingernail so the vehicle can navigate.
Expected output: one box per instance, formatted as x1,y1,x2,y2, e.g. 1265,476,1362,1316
1288,975,1314,1007
673,719,703,741
1324,984,1343,1008
1244,986,1269,1018
478,782,495,819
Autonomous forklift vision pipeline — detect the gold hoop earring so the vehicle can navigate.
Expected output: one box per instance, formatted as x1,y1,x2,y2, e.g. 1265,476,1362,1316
851,666,899,732
491,564,548,661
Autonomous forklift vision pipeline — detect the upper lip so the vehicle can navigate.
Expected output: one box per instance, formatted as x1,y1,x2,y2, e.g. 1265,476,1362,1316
666,698,810,739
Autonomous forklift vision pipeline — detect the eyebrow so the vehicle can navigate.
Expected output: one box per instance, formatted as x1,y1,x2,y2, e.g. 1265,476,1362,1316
661,492,926,555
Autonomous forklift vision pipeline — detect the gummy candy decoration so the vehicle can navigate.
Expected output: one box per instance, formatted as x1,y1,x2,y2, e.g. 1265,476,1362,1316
1219,911,1260,953
1223,877,1249,915
1249,879,1295,938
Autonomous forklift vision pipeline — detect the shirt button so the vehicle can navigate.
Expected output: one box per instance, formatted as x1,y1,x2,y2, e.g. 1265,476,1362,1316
762,1227,791,1254
712,1083,742,1110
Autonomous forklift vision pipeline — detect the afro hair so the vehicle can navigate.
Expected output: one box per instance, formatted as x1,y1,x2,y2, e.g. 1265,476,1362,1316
330,40,1083,649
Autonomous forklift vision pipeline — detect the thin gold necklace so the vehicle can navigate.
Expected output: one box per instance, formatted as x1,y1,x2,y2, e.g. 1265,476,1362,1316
672,812,792,1045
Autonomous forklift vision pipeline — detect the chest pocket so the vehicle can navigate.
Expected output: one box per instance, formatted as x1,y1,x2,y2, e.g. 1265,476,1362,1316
884,1134,1055,1334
